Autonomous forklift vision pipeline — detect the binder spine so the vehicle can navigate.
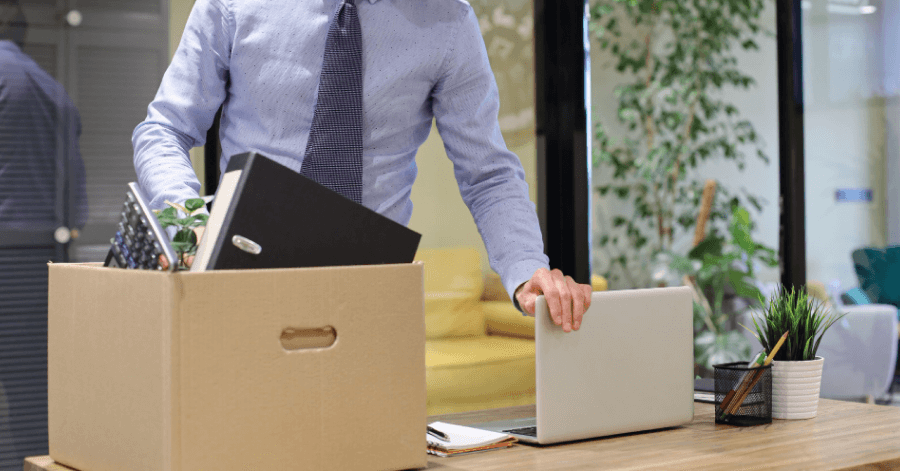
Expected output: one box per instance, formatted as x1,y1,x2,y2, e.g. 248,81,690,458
206,153,256,269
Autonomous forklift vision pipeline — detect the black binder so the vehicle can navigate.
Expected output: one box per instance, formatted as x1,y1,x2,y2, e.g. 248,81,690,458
193,152,421,271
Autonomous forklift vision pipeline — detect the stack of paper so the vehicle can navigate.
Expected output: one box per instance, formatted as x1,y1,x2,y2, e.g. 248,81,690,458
426,422,517,457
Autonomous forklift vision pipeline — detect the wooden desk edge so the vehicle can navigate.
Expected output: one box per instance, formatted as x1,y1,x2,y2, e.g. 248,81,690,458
25,399,900,471
25,456,73,471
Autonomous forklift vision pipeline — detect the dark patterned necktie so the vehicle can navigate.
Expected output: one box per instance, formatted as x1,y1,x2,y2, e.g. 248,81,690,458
300,0,363,204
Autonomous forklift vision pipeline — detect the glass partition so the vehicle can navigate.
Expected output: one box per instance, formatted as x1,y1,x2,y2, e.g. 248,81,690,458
589,0,781,375
802,0,898,300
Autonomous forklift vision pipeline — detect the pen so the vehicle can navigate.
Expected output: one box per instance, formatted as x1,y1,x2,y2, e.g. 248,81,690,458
721,331,789,419
719,350,766,412
427,425,449,441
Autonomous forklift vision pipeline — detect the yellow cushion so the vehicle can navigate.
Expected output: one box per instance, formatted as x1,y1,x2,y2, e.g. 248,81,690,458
591,274,608,292
424,292,484,339
414,247,483,298
481,272,509,302
483,301,534,339
426,336,535,415
416,247,485,339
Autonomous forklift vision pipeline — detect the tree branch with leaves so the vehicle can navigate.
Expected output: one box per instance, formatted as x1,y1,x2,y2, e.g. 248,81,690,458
590,0,772,287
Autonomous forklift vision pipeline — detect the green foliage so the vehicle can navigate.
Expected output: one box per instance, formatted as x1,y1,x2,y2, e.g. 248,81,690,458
154,198,208,270
748,287,847,361
589,0,771,286
669,204,778,373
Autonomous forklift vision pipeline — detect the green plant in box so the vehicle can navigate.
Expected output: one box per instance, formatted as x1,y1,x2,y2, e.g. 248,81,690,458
154,198,208,270
747,287,846,362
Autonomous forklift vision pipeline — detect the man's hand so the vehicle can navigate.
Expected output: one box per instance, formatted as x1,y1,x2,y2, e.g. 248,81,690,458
515,268,592,332
159,226,205,270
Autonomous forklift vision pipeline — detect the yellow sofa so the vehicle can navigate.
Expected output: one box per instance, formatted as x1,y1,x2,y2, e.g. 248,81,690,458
417,247,607,415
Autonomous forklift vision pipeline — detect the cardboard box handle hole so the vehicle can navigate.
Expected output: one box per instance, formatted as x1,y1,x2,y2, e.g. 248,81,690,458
280,326,336,351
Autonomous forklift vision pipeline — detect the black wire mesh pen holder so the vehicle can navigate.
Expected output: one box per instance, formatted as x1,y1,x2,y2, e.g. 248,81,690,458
714,362,772,426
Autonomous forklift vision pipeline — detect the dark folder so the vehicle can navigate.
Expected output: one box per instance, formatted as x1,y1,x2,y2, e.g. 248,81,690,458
195,152,421,271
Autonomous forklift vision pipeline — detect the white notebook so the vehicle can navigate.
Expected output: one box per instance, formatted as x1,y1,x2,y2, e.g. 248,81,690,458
426,422,515,451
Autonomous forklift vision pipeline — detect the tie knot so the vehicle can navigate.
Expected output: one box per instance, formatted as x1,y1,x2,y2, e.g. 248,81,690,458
344,0,355,5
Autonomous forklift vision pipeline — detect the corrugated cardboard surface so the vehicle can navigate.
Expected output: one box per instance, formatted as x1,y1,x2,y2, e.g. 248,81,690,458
48,263,426,471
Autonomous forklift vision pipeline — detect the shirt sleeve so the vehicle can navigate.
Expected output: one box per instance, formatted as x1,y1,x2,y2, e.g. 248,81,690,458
132,0,234,210
431,5,549,305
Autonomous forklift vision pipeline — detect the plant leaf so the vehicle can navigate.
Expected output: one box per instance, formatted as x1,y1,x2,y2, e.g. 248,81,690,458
184,198,205,212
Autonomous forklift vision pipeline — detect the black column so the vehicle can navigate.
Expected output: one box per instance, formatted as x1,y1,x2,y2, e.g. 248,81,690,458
534,0,592,284
204,106,223,197
776,0,807,289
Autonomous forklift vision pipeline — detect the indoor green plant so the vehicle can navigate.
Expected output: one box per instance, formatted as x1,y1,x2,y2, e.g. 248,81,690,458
669,204,778,376
154,198,208,270
589,0,771,288
747,287,847,419
589,0,777,382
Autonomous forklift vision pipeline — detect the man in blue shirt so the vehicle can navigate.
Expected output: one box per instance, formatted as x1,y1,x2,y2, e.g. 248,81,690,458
133,0,591,331
0,2,88,232
0,0,88,463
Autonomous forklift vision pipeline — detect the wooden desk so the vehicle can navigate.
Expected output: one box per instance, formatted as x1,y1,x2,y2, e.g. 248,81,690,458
424,399,900,470
25,399,900,471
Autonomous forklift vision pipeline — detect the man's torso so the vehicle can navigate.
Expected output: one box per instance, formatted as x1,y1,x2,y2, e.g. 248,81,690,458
216,0,468,217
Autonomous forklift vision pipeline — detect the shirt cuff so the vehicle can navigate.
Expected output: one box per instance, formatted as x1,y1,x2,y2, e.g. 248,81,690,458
501,258,549,314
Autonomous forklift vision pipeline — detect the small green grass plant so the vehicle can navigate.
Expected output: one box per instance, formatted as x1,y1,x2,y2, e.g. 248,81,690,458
746,287,846,361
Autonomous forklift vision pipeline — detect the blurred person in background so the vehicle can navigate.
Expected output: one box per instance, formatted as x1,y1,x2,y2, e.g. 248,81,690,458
0,0,87,466
0,0,87,231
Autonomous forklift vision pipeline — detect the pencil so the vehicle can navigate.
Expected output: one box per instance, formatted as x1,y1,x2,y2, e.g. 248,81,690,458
719,351,766,412
722,331,788,418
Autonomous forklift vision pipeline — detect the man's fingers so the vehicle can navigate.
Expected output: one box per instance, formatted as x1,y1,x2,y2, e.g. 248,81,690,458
550,269,572,332
524,268,594,333
521,295,537,316
565,276,587,331
516,280,536,315
582,284,593,311
533,268,562,325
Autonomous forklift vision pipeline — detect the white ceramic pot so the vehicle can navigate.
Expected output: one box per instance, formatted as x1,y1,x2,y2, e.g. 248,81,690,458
771,356,824,419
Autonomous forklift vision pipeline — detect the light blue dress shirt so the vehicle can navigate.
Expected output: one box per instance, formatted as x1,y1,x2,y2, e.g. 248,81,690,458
132,0,549,300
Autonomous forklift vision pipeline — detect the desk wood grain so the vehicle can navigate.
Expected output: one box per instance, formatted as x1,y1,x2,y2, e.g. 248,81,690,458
425,399,900,470
25,399,900,471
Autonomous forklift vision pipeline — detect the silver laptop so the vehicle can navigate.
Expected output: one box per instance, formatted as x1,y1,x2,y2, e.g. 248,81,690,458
470,286,694,444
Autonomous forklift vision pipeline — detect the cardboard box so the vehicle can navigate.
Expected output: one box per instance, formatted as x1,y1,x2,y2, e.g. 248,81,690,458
48,263,426,471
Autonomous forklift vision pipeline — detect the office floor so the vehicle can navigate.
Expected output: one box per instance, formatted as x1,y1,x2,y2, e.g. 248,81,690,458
887,374,900,406
869,373,900,406
833,373,900,406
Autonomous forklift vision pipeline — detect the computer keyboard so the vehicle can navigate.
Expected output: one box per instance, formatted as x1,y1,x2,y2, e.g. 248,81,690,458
503,426,537,437
104,182,177,271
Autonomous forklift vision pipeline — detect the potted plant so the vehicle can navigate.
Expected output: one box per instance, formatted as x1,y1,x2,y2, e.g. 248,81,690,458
747,287,846,419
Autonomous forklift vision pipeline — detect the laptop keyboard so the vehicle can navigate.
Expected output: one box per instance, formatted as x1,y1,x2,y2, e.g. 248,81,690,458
503,426,537,437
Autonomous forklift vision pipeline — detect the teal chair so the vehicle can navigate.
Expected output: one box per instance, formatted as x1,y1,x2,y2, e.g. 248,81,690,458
852,246,900,310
